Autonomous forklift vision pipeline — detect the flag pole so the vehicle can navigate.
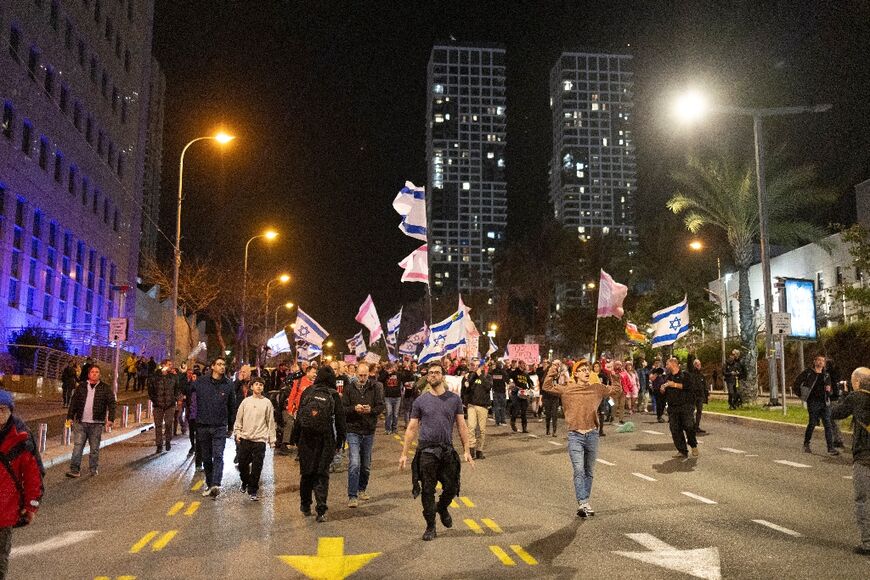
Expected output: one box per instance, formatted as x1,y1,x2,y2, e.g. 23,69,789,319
592,316,600,362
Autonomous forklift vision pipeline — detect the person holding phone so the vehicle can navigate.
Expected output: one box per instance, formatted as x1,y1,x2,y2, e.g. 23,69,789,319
342,362,384,508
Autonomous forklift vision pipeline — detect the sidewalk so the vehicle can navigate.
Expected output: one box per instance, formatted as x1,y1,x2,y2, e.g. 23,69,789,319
40,421,155,469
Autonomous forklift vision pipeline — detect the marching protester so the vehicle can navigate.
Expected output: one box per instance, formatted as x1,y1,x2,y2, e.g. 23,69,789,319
191,357,236,499
343,362,384,507
795,354,839,456
66,366,116,478
382,363,402,435
233,376,277,501
291,366,346,522
541,362,561,437
661,357,699,458
61,359,77,408
279,363,313,455
490,361,508,426
650,360,667,423
180,364,203,469
0,390,44,579
400,361,474,540
830,367,870,555
510,361,533,433
724,350,745,409
612,361,628,424
461,357,492,459
688,356,708,433
543,359,620,517
400,360,419,429
149,359,180,454
591,361,609,436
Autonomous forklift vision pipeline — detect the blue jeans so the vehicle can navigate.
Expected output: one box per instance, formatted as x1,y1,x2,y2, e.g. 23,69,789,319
402,397,416,426
567,430,599,503
197,426,227,487
70,422,104,473
346,432,374,498
493,392,507,424
384,397,400,433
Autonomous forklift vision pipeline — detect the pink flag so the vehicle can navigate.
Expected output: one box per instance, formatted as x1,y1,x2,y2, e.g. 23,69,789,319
596,269,628,319
355,294,384,343
398,244,429,284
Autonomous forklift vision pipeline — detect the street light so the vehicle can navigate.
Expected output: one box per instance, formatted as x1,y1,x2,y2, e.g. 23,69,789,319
241,229,279,362
264,273,291,332
171,130,235,359
689,240,726,370
674,89,831,405
274,301,295,332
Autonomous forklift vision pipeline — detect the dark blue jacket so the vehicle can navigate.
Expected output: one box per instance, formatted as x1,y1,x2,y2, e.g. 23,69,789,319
190,374,235,427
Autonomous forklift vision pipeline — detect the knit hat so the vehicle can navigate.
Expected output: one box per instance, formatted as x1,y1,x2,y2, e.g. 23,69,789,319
250,376,266,387
572,358,589,376
0,390,14,410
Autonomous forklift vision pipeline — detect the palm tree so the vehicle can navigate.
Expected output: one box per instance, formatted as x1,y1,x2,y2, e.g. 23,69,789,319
667,156,832,402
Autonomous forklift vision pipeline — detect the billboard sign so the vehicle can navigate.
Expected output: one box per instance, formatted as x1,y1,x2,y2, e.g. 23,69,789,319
783,278,817,340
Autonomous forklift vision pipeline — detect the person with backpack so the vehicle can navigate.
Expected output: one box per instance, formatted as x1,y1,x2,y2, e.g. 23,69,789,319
0,390,44,579
831,366,870,556
343,362,384,507
290,366,346,522
795,354,839,456
233,376,276,501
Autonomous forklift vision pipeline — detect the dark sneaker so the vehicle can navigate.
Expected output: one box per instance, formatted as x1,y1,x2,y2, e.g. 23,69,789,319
696,429,707,434
315,513,327,523
209,486,220,499
828,448,841,456
834,441,845,448
165,442,171,451
476,450,486,460
438,509,453,528
89,470,99,476
551,433,558,438
240,483,248,494
156,447,164,454
510,422,517,432
301,506,313,517
187,447,195,457
521,430,529,434
249,494,259,502
853,545,870,555
576,506,590,518
803,444,811,454
422,526,437,541
65,471,81,478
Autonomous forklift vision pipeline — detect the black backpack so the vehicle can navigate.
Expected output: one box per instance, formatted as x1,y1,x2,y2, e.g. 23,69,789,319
298,386,335,434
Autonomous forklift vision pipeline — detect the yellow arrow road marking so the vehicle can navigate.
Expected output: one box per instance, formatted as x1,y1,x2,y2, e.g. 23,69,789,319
166,502,185,516
151,531,177,552
278,537,381,579
481,518,503,533
129,531,158,554
459,496,475,507
449,500,458,508
489,546,516,566
464,519,484,534
191,480,204,491
510,545,538,565
393,434,401,441
184,501,201,516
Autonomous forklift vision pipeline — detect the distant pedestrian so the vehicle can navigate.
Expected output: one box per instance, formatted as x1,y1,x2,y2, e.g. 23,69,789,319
661,357,698,459
461,358,492,457
509,361,533,433
291,366,346,522
490,361,508,426
688,356,708,433
61,360,77,408
0,390,44,579
650,362,667,423
831,367,870,555
149,360,180,454
124,355,137,391
400,361,474,541
543,359,620,517
612,361,628,424
724,350,745,409
279,364,314,455
382,363,402,435
541,362,562,438
190,357,236,499
795,354,839,456
66,367,116,478
399,360,418,429
343,362,384,507
233,376,276,501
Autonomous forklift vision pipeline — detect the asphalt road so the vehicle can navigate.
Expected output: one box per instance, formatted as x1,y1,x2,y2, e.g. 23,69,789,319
8,410,868,579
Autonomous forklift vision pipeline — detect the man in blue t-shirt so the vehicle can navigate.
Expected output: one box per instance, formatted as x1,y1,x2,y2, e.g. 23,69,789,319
400,361,474,541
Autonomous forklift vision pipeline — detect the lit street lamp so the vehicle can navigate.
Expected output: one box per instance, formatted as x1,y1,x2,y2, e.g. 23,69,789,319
241,229,279,362
265,273,291,333
673,89,831,406
689,240,726,369
274,301,295,333
171,131,235,359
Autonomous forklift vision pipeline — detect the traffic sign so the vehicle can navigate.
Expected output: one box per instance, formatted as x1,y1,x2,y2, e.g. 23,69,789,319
771,312,792,335
109,317,128,341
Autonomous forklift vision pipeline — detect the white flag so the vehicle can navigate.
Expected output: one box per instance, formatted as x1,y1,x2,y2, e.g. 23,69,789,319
398,244,429,284
419,310,466,364
651,296,690,348
267,330,291,355
392,181,427,241
355,294,384,343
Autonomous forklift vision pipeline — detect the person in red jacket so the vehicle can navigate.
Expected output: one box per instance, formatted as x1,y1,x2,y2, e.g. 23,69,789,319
0,390,44,579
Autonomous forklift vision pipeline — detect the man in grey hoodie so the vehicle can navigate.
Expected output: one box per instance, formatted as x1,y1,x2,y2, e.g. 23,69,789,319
233,376,276,500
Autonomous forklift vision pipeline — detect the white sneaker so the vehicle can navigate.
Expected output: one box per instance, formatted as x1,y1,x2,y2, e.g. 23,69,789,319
201,483,211,497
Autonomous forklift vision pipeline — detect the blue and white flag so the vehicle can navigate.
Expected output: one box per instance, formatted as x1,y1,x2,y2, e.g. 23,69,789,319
266,330,292,355
392,181,427,241
297,342,322,361
346,331,368,359
651,296,690,348
294,308,329,347
386,308,402,346
486,336,498,357
419,310,466,364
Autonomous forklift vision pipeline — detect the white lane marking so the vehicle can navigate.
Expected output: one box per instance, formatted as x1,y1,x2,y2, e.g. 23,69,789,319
527,434,539,438
613,533,721,580
596,458,616,466
681,491,717,505
745,454,759,457
643,430,665,435
11,531,100,557
774,460,811,468
718,447,746,454
843,475,853,480
632,472,657,482
548,441,563,446
752,519,803,537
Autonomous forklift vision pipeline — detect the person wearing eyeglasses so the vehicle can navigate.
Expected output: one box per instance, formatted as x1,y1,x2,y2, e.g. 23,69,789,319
543,358,620,518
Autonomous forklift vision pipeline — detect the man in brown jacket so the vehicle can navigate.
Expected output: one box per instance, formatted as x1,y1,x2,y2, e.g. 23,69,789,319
543,358,621,518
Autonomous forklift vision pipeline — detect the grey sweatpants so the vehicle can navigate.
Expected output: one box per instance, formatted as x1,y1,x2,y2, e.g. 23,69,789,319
854,462,870,550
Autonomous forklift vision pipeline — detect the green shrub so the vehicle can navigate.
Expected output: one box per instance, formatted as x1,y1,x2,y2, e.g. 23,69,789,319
7,326,70,372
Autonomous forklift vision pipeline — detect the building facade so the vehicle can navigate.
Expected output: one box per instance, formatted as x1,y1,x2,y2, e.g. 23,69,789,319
426,43,507,294
140,55,164,265
0,0,154,352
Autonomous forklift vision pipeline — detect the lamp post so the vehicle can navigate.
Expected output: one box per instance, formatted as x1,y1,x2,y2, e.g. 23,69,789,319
274,301,295,333
673,90,831,405
171,131,234,360
241,230,279,362
689,240,726,370
264,273,291,332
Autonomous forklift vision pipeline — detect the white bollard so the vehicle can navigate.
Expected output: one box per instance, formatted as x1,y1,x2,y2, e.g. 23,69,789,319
121,405,129,428
37,423,48,453
62,423,72,446
135,403,143,424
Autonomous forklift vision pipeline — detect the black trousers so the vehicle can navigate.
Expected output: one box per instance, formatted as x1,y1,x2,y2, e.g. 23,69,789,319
511,398,529,431
300,471,330,515
419,451,459,526
669,406,698,454
543,397,560,433
237,438,267,494
726,381,741,408
655,391,667,420
694,398,704,430
188,419,202,466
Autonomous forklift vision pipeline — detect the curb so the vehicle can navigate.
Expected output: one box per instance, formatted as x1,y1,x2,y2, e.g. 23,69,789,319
704,411,854,438
42,423,155,470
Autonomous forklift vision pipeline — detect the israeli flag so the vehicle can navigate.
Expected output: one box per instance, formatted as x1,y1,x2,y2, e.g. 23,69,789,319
346,331,368,358
386,308,402,346
294,308,329,347
392,181,427,241
419,309,466,364
486,336,498,357
267,330,292,355
297,342,322,361
651,296,690,348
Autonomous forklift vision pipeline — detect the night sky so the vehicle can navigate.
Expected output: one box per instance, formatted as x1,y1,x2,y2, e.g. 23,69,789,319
152,0,870,344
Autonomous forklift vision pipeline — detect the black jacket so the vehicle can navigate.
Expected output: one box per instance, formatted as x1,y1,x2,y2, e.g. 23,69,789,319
461,372,492,408
190,375,235,427
831,389,870,467
687,368,708,403
343,379,385,435
291,385,347,475
149,373,180,409
663,371,694,408
67,381,116,423
793,368,831,404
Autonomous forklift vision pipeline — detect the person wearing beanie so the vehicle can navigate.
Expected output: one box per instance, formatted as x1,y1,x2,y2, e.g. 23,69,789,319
0,390,44,578
290,365,346,522
543,358,621,518
233,376,276,501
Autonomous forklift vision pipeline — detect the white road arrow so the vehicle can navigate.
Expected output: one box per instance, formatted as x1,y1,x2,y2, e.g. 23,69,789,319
613,533,721,580
11,530,100,557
